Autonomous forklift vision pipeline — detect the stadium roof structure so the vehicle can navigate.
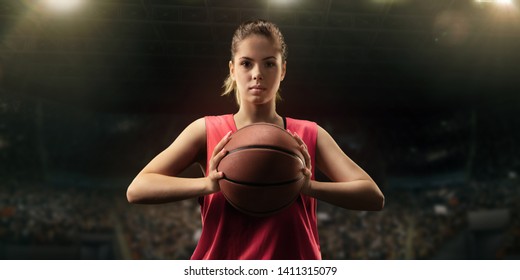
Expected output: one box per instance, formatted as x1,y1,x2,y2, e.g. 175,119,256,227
1,0,518,116
0,0,518,182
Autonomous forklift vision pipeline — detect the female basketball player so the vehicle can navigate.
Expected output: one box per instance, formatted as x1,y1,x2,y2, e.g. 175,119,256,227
126,19,384,260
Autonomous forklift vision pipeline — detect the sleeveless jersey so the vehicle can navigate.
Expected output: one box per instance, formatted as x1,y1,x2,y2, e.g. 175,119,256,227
190,114,321,260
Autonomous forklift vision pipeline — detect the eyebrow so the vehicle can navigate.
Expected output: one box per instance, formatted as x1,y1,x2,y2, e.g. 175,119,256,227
239,56,277,61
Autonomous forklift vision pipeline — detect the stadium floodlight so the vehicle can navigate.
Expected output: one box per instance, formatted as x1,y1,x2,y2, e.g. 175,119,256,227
476,0,513,4
269,0,298,6
42,0,84,12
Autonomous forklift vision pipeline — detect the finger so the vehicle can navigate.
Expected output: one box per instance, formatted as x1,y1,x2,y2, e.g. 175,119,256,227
212,131,232,157
209,170,224,180
287,129,296,139
292,132,307,148
303,168,312,177
210,148,228,171
214,147,228,165
301,144,311,169
290,132,310,167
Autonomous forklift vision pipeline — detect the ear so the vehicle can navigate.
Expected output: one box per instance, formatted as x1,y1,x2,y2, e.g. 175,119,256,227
229,60,235,80
281,60,287,81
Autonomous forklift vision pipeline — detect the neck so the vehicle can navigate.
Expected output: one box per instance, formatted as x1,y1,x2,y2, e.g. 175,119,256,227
234,102,282,129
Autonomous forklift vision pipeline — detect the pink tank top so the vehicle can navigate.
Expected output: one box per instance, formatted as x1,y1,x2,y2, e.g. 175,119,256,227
190,114,321,260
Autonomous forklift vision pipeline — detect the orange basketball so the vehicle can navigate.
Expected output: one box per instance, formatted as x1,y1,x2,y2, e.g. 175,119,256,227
217,123,306,216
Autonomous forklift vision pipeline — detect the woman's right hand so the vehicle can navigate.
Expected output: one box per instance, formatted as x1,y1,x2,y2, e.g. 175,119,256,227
206,131,232,193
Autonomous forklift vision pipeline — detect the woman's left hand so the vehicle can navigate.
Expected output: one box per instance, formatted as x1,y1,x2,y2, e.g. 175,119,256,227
288,130,312,193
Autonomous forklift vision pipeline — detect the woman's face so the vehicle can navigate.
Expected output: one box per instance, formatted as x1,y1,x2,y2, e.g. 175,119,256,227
230,35,286,106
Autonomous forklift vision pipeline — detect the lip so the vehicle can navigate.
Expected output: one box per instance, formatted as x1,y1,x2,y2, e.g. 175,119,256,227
249,85,267,90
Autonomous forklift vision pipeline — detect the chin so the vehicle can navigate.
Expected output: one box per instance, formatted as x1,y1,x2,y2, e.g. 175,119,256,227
249,96,275,105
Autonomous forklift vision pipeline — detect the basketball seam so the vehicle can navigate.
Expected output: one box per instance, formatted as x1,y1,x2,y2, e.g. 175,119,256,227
226,145,303,161
222,175,304,187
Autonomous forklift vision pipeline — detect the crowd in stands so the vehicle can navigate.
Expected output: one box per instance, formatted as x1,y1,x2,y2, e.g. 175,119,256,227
0,184,114,246
1,105,518,259
1,176,518,260
116,198,201,260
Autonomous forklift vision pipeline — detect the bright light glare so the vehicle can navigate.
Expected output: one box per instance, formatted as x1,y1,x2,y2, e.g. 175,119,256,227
43,0,84,12
476,0,513,4
371,0,410,4
269,0,297,6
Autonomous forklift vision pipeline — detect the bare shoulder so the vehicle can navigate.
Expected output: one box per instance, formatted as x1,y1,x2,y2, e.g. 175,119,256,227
315,124,344,169
182,117,206,141
316,124,339,149
173,117,207,158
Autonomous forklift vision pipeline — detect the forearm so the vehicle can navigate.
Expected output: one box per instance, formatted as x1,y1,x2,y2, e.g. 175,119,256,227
126,173,213,204
303,179,384,211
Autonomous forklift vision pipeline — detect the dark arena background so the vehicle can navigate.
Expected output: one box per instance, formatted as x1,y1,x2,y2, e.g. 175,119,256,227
1,0,519,260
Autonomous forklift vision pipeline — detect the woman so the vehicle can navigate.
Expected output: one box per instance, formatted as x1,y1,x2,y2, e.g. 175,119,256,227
126,19,384,260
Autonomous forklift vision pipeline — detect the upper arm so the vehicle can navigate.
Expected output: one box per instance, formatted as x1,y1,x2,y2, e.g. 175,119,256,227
315,125,373,183
139,117,206,176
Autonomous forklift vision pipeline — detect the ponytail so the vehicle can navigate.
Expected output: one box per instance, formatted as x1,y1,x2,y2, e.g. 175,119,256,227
221,74,240,105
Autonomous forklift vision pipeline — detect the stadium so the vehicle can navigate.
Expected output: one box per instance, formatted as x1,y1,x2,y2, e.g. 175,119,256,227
0,0,519,260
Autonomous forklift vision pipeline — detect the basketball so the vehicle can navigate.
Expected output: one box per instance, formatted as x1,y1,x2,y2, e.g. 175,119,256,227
217,123,306,217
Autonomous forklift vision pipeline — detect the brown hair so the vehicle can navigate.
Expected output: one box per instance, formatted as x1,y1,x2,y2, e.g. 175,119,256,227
221,19,288,105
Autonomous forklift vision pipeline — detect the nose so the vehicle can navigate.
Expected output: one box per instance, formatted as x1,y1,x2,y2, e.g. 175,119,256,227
252,65,263,80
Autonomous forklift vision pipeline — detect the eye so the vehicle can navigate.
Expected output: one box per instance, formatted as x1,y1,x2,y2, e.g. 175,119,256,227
240,60,252,68
265,61,277,68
